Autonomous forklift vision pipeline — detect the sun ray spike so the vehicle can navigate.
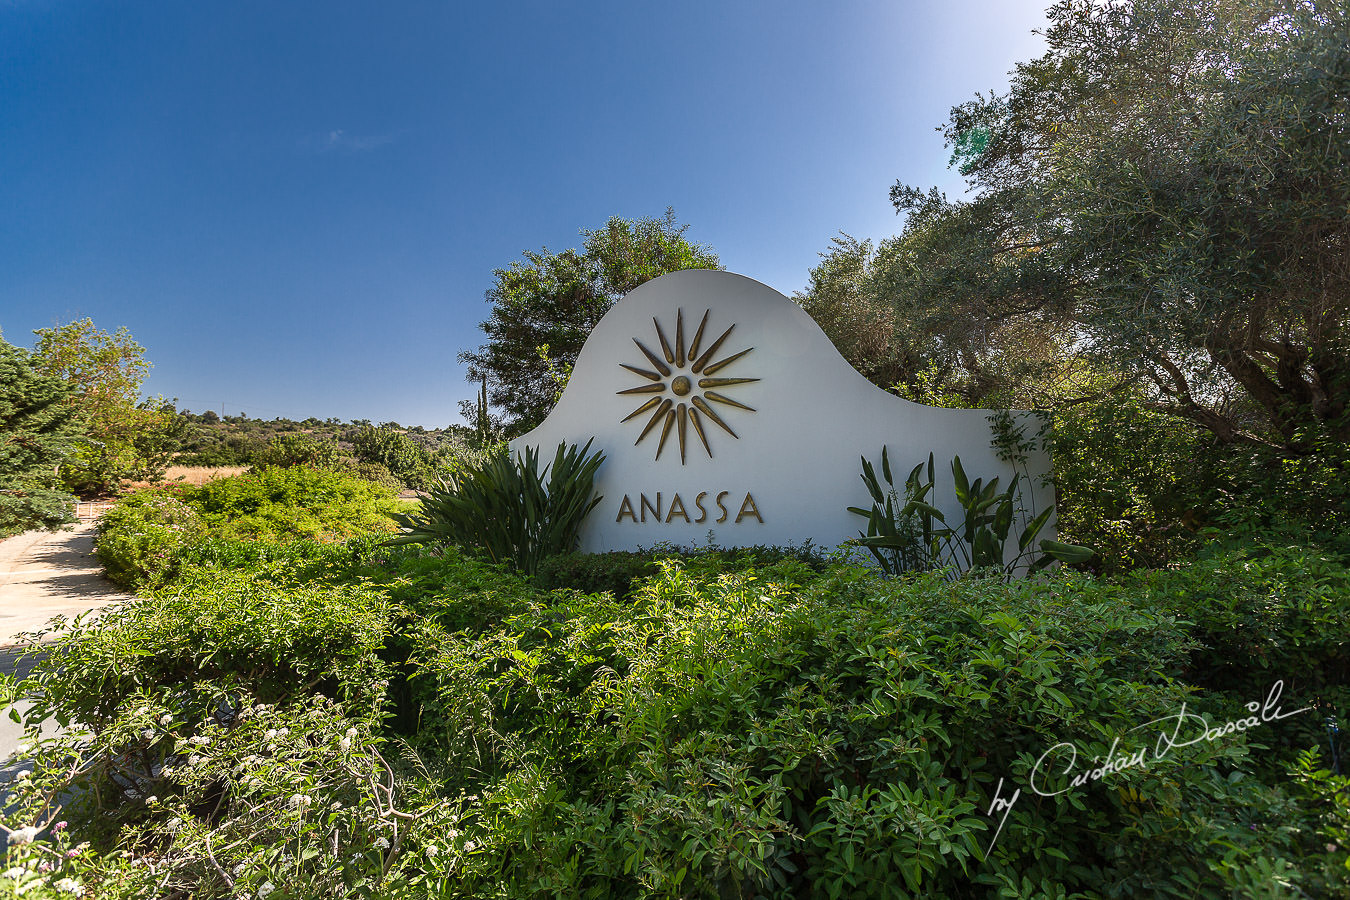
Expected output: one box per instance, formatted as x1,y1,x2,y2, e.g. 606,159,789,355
654,317,675,364
620,363,663,382
703,391,756,412
635,399,673,445
621,397,662,422
633,339,672,377
688,309,711,360
690,324,735,373
655,408,677,460
677,403,688,464
689,407,713,457
697,377,760,388
690,395,738,439
616,383,666,395
700,347,754,376
675,309,685,368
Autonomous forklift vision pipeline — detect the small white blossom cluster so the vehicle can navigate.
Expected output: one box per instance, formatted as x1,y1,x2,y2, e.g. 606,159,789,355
7,826,38,846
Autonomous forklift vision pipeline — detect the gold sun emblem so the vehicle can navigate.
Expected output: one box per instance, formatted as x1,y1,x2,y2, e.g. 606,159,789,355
616,309,759,463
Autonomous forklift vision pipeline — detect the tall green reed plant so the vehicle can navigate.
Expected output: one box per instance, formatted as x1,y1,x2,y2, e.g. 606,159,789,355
848,446,1092,578
390,439,604,575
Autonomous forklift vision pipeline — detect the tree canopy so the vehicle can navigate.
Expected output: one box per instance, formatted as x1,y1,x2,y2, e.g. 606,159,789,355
460,211,721,435
0,335,81,535
32,318,186,494
876,0,1348,449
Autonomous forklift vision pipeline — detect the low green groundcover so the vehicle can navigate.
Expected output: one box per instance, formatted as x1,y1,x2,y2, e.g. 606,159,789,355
2,529,1345,898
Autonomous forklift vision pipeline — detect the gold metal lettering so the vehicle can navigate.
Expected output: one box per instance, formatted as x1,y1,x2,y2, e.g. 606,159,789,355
716,491,730,524
640,493,661,523
616,496,637,522
694,491,709,524
736,493,763,524
665,493,691,523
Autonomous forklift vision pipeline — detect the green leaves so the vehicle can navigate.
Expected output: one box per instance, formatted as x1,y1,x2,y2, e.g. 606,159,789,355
848,446,1093,579
391,440,605,575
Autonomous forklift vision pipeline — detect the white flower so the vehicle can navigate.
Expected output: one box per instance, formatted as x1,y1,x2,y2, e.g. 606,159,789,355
160,714,173,725
257,882,276,899
464,840,477,852
7,826,38,845
189,736,211,746
54,878,83,896
329,801,342,811
13,771,30,782
144,795,158,805
374,837,390,850
188,755,203,766
142,729,155,741
134,706,148,716
288,794,311,810
264,729,278,740
345,727,358,738
166,817,183,832
338,738,351,752
3,867,26,879
232,863,246,876
425,844,439,858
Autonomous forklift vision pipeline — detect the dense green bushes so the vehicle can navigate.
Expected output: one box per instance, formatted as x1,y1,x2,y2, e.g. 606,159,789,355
185,465,402,542
396,560,1345,897
18,448,1350,898
95,466,402,586
94,490,205,587
533,543,830,599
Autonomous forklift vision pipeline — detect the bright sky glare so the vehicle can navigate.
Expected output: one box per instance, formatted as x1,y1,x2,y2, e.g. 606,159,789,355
2,1,1049,426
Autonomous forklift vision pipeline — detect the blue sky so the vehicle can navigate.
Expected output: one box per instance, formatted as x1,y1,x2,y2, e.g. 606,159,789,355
2,1,1049,427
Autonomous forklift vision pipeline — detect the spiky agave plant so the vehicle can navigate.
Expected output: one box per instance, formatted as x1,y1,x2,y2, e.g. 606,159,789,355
389,439,604,575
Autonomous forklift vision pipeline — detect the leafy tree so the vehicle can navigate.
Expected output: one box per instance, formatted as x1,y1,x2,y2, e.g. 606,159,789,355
251,433,342,470
349,425,437,490
797,235,1091,408
460,210,721,434
31,318,185,494
885,0,1349,450
0,335,81,535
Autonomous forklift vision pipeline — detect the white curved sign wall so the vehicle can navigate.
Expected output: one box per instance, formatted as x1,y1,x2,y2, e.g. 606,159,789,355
512,270,1054,554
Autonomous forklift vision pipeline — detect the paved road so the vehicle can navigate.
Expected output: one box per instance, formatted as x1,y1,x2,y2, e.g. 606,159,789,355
0,524,133,767
0,524,131,648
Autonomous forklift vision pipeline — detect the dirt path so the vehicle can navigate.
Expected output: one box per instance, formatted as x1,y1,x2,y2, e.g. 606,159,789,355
0,524,132,649
0,524,135,768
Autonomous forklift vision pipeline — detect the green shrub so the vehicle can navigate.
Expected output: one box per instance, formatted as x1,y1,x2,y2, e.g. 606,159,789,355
95,489,205,588
183,465,401,542
392,440,604,575
402,561,1328,897
10,561,396,853
250,432,343,470
1130,541,1350,776
534,543,831,599
1051,396,1217,573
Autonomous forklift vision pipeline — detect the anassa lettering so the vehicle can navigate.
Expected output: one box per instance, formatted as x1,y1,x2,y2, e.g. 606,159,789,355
615,491,763,524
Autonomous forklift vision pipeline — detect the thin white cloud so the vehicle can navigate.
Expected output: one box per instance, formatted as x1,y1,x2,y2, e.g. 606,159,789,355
309,129,396,154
